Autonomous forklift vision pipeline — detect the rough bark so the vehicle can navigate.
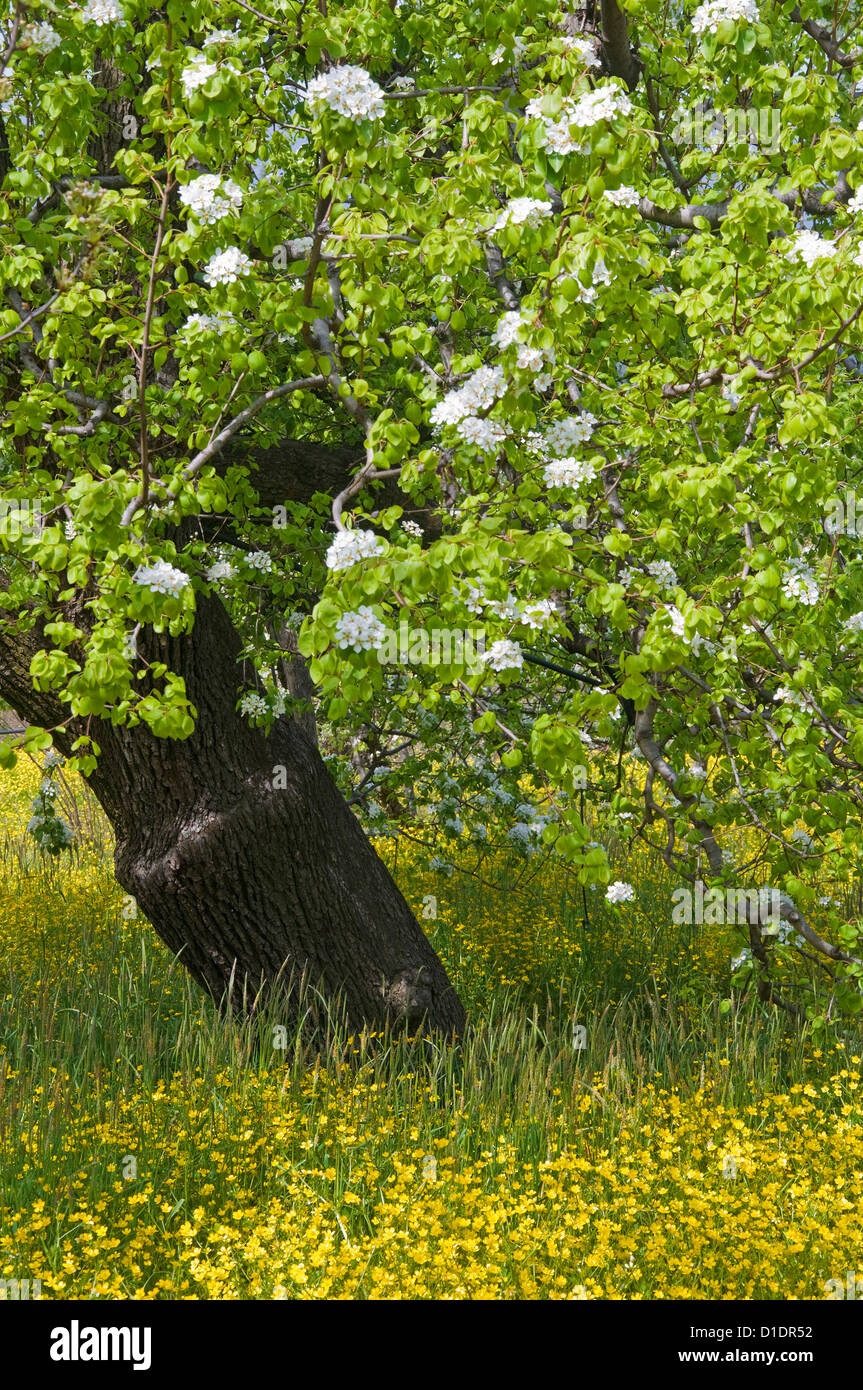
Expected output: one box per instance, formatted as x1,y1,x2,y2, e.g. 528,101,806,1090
0,586,465,1038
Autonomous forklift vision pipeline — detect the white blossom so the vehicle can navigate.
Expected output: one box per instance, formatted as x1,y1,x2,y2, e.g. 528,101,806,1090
604,185,640,208
206,559,236,582
325,528,385,571
515,344,548,373
64,519,77,540
665,604,689,641
483,638,524,671
849,188,863,215
181,312,234,335
491,36,527,66
781,559,819,606
569,83,632,129
179,174,244,224
401,519,423,540
520,598,557,629
606,880,635,903
181,55,220,98
844,610,863,633
543,457,596,489
490,197,554,232
430,365,507,427
691,0,759,35
203,29,235,45
773,684,809,711
464,584,485,614
239,692,268,717
493,310,530,349
21,22,62,52
203,247,253,286
646,559,678,590
246,550,273,571
486,595,520,620
457,416,510,452
784,229,837,265
334,607,388,652
134,559,190,596
544,413,597,454
560,36,601,67
80,0,126,24
305,65,386,122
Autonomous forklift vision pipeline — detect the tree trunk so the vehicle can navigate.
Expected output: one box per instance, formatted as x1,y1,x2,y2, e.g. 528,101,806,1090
0,588,465,1038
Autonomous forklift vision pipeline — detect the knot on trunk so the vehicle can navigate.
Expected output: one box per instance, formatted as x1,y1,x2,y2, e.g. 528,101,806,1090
384,967,434,1026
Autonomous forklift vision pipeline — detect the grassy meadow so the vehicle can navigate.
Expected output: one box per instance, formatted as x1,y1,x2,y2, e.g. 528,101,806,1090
1,759,862,1300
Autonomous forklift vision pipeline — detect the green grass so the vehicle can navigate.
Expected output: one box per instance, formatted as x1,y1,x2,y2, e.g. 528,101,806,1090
1,762,862,1299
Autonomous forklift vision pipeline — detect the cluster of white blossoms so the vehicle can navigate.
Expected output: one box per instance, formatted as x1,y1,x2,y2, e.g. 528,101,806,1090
430,365,507,427
665,604,689,641
239,692,268,718
784,229,837,265
179,175,244,224
482,638,524,671
845,610,863,633
206,559,236,582
325,528,385,571
401,519,423,539
544,412,597,454
543,456,596,490
305,65,386,121
570,84,633,129
21,22,62,52
181,55,219,97
493,310,530,349
606,880,635,903
459,416,510,452
646,559,678,590
64,519,77,540
334,607,388,652
203,247,253,286
604,185,640,208
781,559,819,606
560,36,601,67
492,311,554,379
246,550,273,571
181,312,235,335
490,197,554,232
691,0,759,33
773,684,809,711
389,75,415,91
849,188,863,215
80,0,126,23
491,35,527,65
487,595,520,620
203,29,235,45
520,598,558,629
134,559,190,596
528,83,631,157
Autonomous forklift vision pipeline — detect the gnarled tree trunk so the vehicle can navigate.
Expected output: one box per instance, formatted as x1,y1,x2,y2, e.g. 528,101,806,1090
0,587,465,1038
